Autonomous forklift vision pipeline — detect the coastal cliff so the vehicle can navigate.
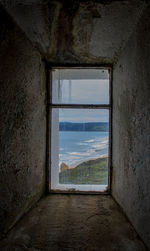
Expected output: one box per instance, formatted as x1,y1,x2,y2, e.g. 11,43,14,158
59,157,108,185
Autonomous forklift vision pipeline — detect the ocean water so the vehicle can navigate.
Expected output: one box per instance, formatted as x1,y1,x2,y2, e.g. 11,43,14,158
59,131,109,168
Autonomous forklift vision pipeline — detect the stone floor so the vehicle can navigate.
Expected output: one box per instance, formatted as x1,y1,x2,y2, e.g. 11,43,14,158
0,195,146,251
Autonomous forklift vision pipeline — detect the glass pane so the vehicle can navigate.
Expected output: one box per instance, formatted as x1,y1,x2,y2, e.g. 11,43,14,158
51,109,109,190
52,69,109,104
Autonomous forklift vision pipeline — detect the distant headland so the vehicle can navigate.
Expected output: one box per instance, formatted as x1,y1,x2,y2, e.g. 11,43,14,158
59,122,109,132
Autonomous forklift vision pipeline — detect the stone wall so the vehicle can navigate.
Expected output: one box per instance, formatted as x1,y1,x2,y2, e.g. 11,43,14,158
0,5,46,237
112,6,150,249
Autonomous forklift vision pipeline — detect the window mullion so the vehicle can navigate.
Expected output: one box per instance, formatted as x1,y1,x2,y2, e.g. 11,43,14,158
50,104,111,109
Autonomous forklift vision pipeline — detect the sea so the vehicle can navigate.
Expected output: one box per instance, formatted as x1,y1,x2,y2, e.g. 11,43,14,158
59,131,108,168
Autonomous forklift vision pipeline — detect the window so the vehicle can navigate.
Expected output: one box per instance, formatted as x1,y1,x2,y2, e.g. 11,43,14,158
48,68,111,193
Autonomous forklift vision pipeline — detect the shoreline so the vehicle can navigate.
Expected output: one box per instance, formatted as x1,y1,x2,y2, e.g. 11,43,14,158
60,155,108,172
70,155,108,169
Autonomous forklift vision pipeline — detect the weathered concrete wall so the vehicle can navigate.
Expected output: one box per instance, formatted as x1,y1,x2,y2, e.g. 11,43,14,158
112,6,150,249
1,0,145,64
1,0,150,247
0,5,46,238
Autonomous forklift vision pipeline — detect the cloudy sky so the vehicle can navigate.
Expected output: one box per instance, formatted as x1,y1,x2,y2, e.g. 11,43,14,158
54,79,109,104
54,79,109,123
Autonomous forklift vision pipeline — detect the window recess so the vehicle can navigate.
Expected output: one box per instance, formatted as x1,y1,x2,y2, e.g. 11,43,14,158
48,68,111,193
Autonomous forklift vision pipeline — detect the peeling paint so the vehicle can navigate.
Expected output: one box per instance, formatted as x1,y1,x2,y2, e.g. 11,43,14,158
1,0,146,64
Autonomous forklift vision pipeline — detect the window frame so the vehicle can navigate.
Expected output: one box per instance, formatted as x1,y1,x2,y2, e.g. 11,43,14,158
47,66,112,194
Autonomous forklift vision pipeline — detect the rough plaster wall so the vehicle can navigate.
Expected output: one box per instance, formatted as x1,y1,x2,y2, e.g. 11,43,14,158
112,6,150,249
1,0,146,64
0,6,46,238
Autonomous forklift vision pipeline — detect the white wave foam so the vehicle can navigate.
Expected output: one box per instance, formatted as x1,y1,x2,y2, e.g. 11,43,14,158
59,134,109,167
91,137,108,150
92,142,108,150
77,143,88,146
68,150,94,157
84,139,95,143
